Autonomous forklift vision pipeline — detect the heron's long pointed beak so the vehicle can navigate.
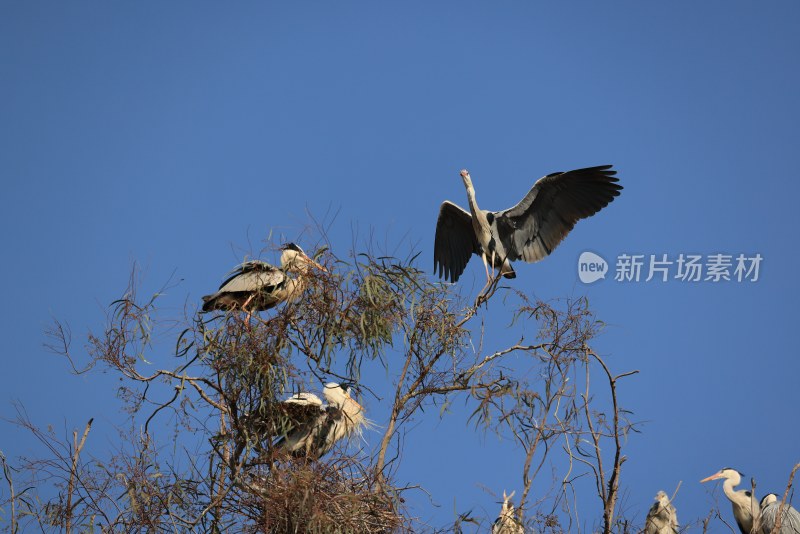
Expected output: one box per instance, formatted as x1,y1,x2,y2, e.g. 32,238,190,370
344,393,362,413
700,472,723,483
302,254,328,272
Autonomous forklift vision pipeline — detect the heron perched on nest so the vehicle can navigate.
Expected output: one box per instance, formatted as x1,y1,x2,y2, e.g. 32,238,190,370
273,382,367,460
202,243,326,313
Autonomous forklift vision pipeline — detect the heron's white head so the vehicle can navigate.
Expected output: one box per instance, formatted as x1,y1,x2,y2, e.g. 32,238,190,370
322,382,369,440
322,382,349,406
700,467,744,485
760,493,778,509
322,382,362,413
280,243,328,274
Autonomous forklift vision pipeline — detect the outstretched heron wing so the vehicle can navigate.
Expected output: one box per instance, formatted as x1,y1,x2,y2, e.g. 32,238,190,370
434,201,481,283
493,165,621,263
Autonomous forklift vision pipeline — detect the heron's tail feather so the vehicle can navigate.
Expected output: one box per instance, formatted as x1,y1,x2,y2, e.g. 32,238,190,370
201,294,217,312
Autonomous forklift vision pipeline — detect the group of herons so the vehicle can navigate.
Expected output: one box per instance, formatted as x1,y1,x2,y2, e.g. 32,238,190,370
199,165,794,532
490,469,800,534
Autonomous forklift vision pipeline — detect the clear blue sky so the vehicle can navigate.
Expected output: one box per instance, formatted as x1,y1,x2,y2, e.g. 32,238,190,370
2,2,799,530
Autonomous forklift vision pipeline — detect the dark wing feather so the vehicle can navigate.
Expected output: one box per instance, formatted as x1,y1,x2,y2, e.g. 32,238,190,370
310,407,344,458
272,397,327,453
217,260,281,290
201,261,285,311
433,201,481,282
494,165,621,263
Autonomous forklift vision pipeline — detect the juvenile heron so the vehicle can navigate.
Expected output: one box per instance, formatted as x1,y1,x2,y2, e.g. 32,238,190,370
644,490,679,534
434,165,622,284
701,467,759,534
491,490,524,534
202,243,326,312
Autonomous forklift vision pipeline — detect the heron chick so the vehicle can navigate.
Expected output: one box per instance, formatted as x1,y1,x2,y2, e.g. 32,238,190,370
644,490,678,534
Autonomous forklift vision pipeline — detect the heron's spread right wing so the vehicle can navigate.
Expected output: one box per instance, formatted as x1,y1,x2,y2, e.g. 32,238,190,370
494,165,622,263
434,201,480,283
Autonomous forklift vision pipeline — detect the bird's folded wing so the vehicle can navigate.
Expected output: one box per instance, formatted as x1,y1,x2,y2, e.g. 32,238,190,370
274,397,325,435
217,264,285,293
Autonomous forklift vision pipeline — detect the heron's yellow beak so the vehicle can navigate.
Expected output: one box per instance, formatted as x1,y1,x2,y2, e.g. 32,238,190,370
700,472,723,483
346,395,362,413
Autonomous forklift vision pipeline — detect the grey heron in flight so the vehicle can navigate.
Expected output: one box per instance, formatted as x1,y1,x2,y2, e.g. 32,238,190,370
644,490,679,534
756,493,800,534
701,467,759,534
491,490,524,534
434,165,622,284
274,382,366,460
202,243,326,313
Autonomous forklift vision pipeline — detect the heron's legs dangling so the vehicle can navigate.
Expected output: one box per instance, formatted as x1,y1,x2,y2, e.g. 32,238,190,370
479,252,493,292
241,295,256,324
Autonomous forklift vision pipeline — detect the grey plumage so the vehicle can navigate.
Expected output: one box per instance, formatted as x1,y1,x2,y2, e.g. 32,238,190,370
757,493,800,534
644,491,678,534
434,165,622,283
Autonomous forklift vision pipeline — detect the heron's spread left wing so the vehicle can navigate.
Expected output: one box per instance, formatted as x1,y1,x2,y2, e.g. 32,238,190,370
494,165,622,263
434,201,481,283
